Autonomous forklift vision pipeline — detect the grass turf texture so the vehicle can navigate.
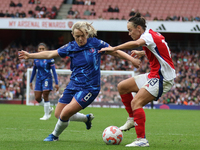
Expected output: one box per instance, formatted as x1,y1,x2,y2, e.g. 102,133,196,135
0,104,199,150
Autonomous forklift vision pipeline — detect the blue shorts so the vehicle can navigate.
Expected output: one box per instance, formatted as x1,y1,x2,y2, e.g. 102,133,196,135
58,89,100,109
35,78,53,91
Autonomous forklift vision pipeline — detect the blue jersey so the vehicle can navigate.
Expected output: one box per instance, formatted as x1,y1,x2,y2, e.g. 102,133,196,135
57,37,109,91
32,59,55,81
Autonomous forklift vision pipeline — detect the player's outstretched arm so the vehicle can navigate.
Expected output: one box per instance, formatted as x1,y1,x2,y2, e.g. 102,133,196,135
18,50,59,60
108,50,141,68
99,39,146,53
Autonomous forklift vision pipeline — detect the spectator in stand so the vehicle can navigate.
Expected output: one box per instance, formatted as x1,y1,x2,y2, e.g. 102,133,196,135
19,11,26,18
107,5,114,12
85,0,91,5
98,15,103,20
165,15,173,21
15,9,20,18
40,4,47,13
5,10,10,17
28,9,34,16
153,17,158,21
35,5,40,11
72,0,78,4
144,11,151,18
90,9,96,16
0,10,5,17
129,8,135,16
83,8,91,16
10,11,15,18
16,0,22,7
51,10,57,19
68,7,74,15
79,0,84,5
10,1,16,7
35,0,41,4
121,16,126,20
73,9,81,19
5,88,13,100
91,0,95,5
29,0,35,4
113,5,119,13
52,5,58,13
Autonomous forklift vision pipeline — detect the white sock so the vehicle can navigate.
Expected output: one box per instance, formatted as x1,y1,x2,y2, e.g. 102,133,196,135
69,112,87,122
39,98,44,106
44,101,50,116
52,118,69,137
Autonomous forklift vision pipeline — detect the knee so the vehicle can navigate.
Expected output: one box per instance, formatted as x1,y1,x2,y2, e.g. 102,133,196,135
35,97,42,103
54,112,60,119
117,82,126,94
131,99,139,110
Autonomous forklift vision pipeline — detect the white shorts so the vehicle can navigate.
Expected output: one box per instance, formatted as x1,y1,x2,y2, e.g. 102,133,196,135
134,73,174,100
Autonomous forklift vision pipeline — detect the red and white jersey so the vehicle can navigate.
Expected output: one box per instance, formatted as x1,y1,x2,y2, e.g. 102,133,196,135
140,29,176,81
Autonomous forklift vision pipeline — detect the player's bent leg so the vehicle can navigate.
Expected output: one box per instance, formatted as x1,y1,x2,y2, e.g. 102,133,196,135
54,102,67,119
117,77,139,95
117,78,138,131
125,138,149,147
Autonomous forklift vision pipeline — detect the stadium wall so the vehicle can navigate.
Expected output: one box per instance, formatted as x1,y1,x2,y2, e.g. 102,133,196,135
1,18,200,33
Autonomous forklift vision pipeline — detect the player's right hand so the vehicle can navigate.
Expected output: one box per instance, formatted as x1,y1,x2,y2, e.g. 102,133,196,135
18,50,29,60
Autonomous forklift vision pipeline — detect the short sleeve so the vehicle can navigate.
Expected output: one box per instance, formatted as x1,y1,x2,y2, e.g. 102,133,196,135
57,43,70,58
93,37,109,49
49,59,55,64
140,32,154,46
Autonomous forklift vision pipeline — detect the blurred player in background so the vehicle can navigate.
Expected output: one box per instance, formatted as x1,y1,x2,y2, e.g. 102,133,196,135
19,21,141,141
99,13,176,147
30,43,59,120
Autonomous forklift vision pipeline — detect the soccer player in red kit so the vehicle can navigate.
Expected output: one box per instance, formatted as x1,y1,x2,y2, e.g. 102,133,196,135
99,13,176,147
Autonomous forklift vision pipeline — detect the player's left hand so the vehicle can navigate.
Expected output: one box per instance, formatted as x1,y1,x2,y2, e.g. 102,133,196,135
55,84,59,92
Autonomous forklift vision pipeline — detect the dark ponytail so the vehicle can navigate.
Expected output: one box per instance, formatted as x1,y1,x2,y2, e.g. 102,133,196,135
128,12,147,30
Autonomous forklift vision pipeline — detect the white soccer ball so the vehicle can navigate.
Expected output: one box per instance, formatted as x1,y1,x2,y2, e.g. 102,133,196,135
102,126,123,145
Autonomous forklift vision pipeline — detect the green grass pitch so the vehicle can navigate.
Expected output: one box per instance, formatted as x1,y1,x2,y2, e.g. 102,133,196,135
0,104,199,150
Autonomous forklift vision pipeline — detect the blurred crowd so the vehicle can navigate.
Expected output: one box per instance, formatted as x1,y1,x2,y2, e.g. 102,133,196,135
0,0,58,19
1,0,200,22
0,43,200,106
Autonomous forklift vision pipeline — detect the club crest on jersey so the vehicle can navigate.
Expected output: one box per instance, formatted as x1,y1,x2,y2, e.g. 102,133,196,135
43,60,46,63
89,48,95,53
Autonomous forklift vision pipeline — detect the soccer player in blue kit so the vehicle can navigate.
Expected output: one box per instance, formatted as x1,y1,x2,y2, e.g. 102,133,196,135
18,21,141,141
30,43,59,120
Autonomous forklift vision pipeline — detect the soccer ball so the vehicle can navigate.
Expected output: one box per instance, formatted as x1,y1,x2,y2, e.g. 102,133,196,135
102,126,123,145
